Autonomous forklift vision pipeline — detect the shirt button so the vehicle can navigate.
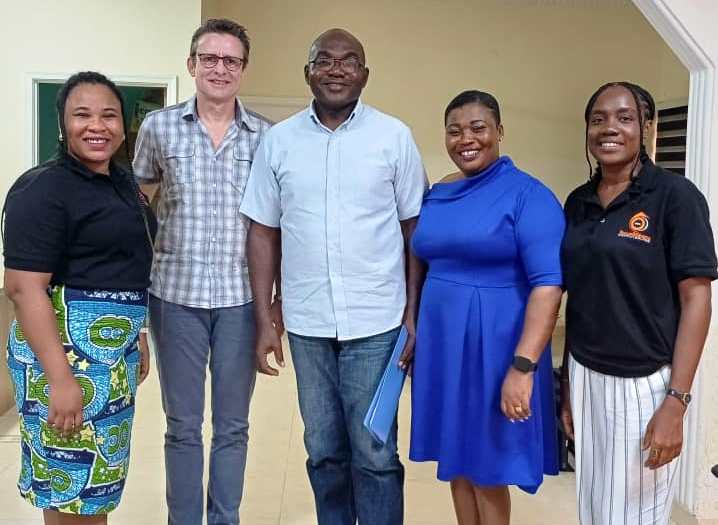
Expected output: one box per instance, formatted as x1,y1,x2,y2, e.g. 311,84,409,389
211,237,217,242
213,183,217,188
213,210,217,216
600,218,606,223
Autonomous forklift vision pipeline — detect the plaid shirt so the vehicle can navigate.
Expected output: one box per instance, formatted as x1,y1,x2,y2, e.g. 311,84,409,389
133,96,270,308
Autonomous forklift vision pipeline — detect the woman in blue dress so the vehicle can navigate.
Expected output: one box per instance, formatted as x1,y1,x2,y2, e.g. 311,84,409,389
408,90,565,524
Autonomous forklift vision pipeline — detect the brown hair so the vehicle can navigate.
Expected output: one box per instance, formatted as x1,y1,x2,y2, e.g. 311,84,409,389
189,18,250,64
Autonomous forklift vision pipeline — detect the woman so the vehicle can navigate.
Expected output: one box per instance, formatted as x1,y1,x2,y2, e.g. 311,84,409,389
560,82,716,525
3,71,156,524
408,90,565,525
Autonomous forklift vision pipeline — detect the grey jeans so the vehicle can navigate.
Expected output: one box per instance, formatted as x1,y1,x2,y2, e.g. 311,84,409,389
149,295,257,525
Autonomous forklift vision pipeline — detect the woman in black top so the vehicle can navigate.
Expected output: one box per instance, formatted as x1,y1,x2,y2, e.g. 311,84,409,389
560,82,716,525
3,72,156,524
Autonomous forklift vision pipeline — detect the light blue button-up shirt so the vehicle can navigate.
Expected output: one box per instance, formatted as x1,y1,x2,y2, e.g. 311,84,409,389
240,101,428,340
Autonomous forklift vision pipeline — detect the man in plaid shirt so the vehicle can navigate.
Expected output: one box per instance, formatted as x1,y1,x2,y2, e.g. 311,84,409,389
133,18,278,525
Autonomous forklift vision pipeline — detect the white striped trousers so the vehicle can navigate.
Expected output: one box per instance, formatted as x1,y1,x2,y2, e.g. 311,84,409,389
569,356,680,525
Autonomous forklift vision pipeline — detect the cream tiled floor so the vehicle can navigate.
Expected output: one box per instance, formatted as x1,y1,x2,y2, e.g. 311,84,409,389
0,341,580,524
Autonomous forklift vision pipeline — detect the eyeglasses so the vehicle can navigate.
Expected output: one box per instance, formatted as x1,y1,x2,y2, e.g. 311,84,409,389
195,53,246,72
309,56,364,74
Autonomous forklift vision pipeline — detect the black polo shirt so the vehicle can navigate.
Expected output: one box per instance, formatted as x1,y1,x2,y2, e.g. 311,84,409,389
562,159,717,377
3,152,157,291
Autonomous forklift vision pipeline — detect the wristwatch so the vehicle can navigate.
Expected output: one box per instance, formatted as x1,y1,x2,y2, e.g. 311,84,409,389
666,388,692,407
512,356,537,374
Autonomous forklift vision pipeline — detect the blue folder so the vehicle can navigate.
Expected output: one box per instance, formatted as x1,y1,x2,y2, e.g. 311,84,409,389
363,326,409,445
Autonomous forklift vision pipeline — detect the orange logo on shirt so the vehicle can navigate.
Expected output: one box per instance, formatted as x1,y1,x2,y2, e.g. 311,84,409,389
618,211,652,243
629,212,649,232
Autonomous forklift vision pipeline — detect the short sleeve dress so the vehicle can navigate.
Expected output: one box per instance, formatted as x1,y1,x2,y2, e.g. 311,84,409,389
409,156,565,493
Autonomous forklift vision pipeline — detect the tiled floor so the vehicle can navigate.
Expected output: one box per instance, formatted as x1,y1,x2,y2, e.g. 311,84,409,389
0,338,580,524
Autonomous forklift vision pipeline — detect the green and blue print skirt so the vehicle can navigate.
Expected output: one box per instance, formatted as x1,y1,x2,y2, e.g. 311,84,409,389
6,285,147,515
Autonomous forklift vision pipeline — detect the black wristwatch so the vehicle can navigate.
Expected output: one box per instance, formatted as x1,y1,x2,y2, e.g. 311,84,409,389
666,388,692,407
512,356,538,374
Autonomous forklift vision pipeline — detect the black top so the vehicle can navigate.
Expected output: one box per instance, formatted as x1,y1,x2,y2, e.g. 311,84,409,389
562,159,717,377
3,151,157,291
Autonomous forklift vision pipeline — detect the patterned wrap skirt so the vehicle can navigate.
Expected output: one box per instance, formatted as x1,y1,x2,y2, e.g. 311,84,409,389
6,285,147,515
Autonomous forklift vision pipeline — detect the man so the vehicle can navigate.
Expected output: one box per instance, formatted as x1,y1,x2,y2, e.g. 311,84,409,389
133,18,277,525
240,28,427,525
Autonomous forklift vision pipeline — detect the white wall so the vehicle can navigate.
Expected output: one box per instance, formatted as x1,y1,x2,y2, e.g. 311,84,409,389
0,0,202,412
0,0,202,204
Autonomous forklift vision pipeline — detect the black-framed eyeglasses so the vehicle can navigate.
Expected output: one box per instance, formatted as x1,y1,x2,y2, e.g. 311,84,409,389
309,56,364,74
195,53,246,72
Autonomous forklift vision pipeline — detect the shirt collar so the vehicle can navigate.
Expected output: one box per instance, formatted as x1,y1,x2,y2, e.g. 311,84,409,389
308,99,364,131
181,95,257,132
628,157,659,194
59,149,123,181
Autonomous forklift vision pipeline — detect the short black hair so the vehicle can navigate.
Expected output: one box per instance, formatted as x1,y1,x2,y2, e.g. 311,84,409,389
56,71,128,156
444,90,501,126
583,81,649,180
190,18,250,64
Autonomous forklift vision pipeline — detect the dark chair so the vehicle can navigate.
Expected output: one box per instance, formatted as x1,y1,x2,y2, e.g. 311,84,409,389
554,367,574,472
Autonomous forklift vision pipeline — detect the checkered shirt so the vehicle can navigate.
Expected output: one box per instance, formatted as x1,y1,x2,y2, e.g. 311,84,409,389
133,96,271,308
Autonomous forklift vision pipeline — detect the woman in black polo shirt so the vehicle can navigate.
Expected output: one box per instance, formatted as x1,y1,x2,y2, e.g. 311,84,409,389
560,82,716,525
3,72,155,523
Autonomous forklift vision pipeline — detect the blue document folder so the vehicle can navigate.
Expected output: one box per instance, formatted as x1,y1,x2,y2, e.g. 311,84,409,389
363,326,409,445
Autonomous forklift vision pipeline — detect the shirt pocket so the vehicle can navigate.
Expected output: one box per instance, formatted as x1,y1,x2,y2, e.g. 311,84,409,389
164,142,196,188
229,144,252,201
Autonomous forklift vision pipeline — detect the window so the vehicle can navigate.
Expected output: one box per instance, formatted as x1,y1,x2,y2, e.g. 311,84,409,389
655,103,688,176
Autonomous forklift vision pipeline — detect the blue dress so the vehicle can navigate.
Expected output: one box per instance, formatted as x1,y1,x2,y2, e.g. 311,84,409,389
409,156,564,493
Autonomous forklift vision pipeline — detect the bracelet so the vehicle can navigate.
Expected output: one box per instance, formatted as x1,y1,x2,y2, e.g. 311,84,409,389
139,327,149,334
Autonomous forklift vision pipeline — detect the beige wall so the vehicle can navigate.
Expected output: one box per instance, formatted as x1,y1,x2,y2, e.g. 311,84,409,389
220,0,718,519
201,0,226,21
225,0,687,202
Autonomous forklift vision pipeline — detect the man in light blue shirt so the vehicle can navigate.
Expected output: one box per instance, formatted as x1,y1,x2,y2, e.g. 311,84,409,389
240,28,427,525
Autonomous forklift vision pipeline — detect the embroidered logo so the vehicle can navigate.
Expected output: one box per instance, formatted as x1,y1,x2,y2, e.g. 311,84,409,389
618,211,652,243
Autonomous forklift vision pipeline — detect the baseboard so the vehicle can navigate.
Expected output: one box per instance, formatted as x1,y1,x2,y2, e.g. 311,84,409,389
672,503,718,525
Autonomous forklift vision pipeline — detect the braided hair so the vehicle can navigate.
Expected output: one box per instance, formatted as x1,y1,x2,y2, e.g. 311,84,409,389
583,82,651,181
626,82,656,121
